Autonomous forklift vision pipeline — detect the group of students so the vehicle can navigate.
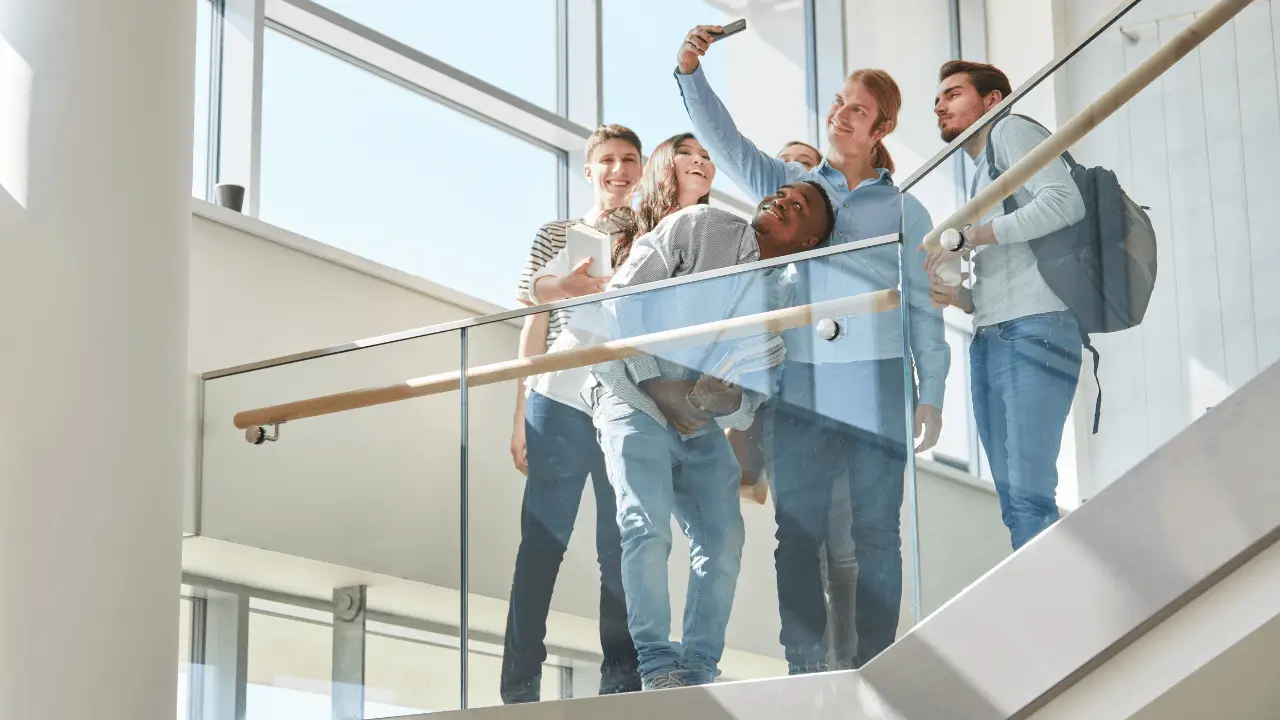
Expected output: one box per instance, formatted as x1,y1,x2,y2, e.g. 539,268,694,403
499,24,1087,700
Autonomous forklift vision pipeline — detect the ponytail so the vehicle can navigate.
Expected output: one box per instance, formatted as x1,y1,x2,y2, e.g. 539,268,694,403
847,69,902,176
872,140,895,175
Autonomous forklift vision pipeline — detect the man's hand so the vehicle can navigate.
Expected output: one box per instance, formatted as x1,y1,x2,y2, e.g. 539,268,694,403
558,258,610,298
643,378,712,435
922,244,967,276
914,404,943,454
690,375,742,416
677,24,723,75
510,419,528,476
928,270,974,312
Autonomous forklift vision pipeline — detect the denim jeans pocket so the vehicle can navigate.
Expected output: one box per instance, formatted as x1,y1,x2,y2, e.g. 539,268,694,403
997,315,1056,343
592,388,641,424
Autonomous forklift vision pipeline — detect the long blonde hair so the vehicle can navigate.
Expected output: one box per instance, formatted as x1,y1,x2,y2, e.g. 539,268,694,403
847,69,902,174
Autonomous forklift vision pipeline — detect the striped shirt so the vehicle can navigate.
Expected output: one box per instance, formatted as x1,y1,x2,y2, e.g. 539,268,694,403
516,219,578,348
591,204,788,435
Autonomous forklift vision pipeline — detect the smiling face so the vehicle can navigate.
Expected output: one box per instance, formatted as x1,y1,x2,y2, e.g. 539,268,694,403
752,182,832,256
671,137,715,204
584,138,642,209
826,79,890,159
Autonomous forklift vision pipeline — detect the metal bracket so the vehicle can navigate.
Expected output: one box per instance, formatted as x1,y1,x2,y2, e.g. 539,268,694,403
333,586,365,623
244,423,280,445
332,585,367,720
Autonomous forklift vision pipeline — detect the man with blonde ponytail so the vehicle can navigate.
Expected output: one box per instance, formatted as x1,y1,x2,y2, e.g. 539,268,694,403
675,24,950,672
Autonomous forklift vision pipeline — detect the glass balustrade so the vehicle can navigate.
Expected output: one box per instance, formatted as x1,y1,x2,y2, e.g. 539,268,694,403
191,0,1280,711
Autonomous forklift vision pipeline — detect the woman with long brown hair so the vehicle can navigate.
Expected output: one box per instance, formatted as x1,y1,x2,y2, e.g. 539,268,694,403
522,133,721,688
604,132,716,268
676,26,951,673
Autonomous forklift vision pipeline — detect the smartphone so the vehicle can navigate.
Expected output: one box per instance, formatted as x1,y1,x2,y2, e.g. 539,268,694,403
710,18,747,41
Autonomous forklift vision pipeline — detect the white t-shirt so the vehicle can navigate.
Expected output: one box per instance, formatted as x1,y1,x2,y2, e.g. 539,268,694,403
525,215,625,414
526,262,612,414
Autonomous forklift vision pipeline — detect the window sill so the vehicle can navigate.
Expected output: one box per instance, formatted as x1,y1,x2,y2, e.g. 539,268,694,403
191,198,508,321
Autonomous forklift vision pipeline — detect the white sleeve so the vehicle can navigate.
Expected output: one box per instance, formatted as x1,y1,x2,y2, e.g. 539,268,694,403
528,246,573,305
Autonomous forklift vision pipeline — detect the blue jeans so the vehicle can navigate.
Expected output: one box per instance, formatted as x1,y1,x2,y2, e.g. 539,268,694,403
822,476,859,669
500,392,639,703
971,311,1082,550
594,392,745,686
771,359,908,672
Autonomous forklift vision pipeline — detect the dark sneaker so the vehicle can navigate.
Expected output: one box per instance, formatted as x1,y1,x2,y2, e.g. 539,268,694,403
642,669,685,691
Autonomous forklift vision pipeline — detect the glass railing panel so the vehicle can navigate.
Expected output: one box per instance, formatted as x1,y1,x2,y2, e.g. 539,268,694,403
905,0,1278,620
462,236,916,702
199,329,464,714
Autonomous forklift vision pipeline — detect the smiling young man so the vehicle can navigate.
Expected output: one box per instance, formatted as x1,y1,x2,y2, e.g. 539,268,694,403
928,61,1086,550
674,25,950,672
502,125,644,704
590,182,837,691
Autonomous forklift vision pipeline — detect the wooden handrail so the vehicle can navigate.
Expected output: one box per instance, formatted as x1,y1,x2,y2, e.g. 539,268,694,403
923,0,1255,252
233,289,901,430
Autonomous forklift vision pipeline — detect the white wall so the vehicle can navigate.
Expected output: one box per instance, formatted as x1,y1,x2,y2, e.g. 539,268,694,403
186,205,1012,683
1053,0,1280,497
986,0,1059,128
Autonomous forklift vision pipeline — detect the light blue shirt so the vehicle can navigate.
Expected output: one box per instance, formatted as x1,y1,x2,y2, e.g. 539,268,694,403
675,66,950,408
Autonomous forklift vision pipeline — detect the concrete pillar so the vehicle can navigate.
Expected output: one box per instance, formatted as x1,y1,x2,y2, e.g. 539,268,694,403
0,0,194,718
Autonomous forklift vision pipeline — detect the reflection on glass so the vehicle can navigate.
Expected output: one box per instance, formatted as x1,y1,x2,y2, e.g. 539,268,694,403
602,0,808,201
246,612,332,720
192,0,212,199
473,235,915,689
310,0,558,111
363,630,564,716
258,29,560,308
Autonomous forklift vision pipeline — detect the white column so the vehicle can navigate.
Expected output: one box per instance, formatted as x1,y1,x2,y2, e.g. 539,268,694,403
0,1,193,718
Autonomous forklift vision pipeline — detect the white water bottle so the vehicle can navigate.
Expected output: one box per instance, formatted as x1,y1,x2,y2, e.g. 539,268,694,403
933,228,965,286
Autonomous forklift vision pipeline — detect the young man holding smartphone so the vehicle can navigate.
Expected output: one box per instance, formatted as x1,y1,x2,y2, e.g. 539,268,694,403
675,23,950,672
502,125,644,704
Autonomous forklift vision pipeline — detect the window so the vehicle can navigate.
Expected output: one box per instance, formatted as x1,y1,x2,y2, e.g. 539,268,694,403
602,0,810,201
177,597,193,720
193,0,214,199
259,29,562,309
311,0,559,112
364,627,565,716
246,611,333,720
930,322,974,470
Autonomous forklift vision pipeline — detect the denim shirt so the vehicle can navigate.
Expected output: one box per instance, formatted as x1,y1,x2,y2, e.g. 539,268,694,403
675,66,950,408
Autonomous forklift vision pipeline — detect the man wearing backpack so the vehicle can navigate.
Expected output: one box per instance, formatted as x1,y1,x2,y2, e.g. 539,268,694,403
926,61,1087,550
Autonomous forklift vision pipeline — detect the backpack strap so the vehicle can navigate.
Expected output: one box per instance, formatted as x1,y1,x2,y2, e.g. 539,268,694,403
983,113,1078,216
983,115,1018,216
1082,332,1103,434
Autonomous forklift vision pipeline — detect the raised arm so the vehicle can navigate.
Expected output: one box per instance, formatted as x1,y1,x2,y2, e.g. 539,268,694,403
674,25,797,200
